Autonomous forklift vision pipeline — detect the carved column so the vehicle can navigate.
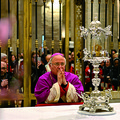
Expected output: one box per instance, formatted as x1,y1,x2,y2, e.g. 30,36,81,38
74,0,84,83
23,0,32,107
65,0,70,72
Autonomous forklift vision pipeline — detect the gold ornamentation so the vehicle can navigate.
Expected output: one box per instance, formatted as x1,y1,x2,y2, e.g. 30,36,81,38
43,40,46,48
59,40,62,49
105,0,108,4
52,40,54,49
35,39,38,48
8,39,11,48
59,0,62,3
95,44,102,56
91,0,94,3
51,0,54,3
75,4,83,76
75,0,83,5
17,39,19,48
98,0,101,4
112,0,115,4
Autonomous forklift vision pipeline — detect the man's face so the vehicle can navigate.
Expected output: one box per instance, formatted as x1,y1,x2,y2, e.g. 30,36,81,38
12,55,15,61
114,60,119,67
100,61,104,67
106,60,110,67
50,55,65,75
1,56,7,63
46,55,51,63
1,62,7,76
32,54,39,65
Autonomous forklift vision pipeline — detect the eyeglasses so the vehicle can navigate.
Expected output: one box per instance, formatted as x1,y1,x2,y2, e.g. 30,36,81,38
52,62,65,67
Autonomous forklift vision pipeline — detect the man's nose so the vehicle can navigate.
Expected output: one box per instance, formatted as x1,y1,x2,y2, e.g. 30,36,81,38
58,65,61,68
58,64,62,68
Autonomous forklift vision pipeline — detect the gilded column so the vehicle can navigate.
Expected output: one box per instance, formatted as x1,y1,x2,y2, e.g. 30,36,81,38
51,0,54,54
74,0,84,82
23,0,32,107
65,0,69,72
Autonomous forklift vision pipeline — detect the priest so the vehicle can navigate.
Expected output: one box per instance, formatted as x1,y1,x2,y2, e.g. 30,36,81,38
34,53,84,104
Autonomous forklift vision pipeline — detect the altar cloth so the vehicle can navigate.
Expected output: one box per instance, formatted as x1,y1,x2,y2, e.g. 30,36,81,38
0,103,120,120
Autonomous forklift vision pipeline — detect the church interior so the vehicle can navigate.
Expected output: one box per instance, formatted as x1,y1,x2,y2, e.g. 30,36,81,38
0,0,120,110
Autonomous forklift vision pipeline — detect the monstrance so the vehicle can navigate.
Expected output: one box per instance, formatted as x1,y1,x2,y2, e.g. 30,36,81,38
77,17,115,115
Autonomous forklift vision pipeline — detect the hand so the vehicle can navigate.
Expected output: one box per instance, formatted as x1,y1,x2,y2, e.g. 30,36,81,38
62,71,67,85
1,79,8,87
57,69,62,85
57,68,66,85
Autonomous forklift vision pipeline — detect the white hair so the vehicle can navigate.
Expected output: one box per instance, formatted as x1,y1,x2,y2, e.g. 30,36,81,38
1,53,7,59
48,55,66,65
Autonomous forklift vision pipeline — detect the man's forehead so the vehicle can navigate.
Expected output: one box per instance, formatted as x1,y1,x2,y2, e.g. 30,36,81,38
52,55,64,61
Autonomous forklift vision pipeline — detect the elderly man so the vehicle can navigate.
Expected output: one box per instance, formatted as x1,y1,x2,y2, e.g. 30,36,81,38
34,53,84,104
0,61,20,107
0,61,8,89
1,53,7,63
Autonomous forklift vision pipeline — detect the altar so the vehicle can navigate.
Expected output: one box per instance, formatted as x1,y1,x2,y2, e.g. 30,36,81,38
0,103,120,120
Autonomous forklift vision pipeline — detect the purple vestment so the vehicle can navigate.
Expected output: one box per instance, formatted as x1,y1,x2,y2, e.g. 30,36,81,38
34,71,84,104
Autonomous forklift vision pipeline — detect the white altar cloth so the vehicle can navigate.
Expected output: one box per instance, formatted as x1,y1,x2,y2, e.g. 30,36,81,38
0,103,120,120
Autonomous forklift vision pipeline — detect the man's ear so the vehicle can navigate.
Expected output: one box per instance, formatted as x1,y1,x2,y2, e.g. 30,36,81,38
49,63,51,68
